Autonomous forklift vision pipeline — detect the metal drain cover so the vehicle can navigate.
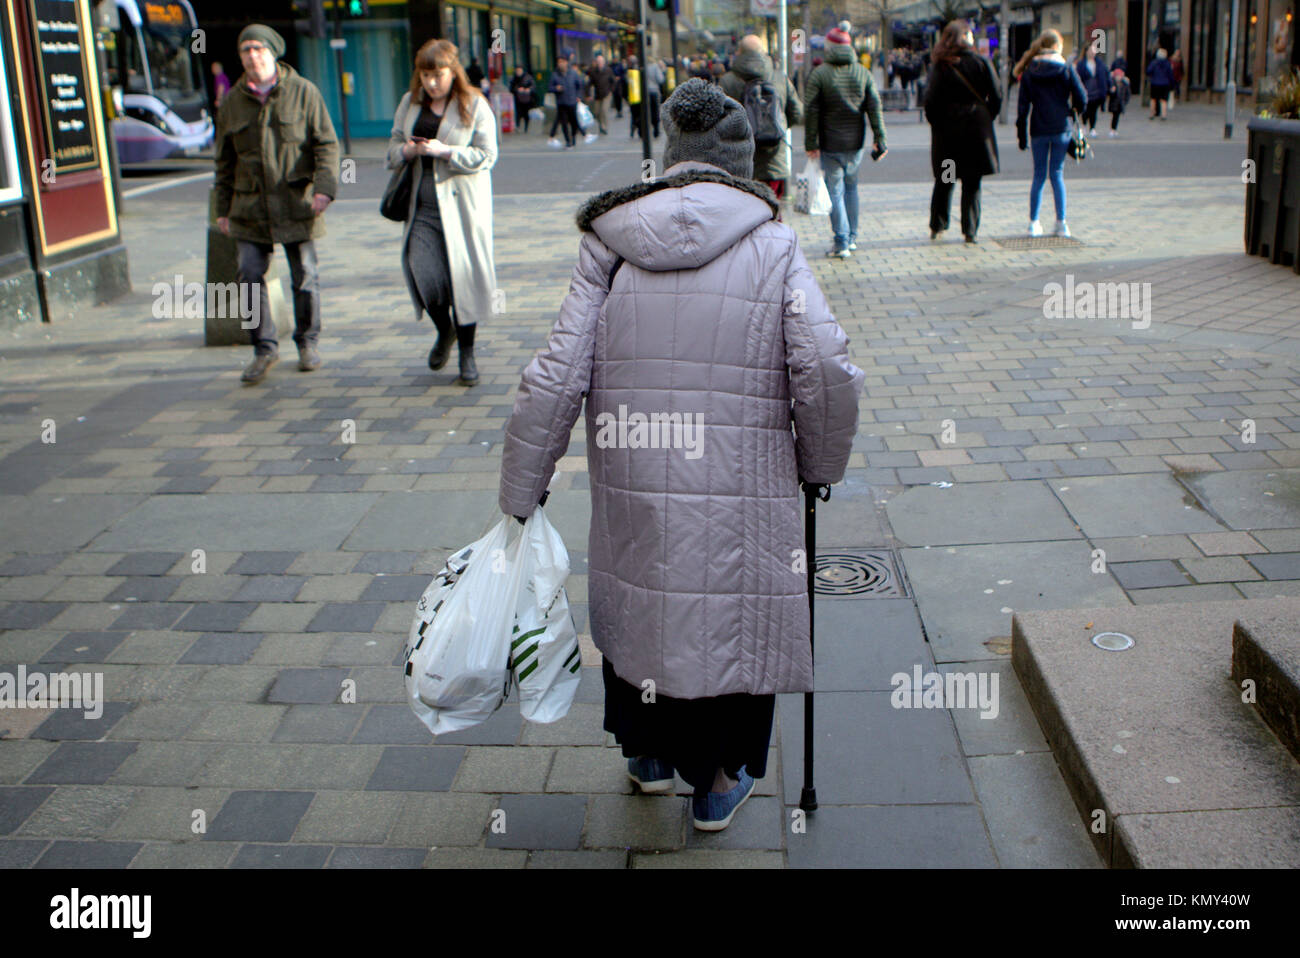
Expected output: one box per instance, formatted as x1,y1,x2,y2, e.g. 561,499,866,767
1091,631,1135,651
993,235,1084,249
814,551,907,598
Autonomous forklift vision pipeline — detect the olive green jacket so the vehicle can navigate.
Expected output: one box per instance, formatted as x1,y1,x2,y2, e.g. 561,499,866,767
214,62,340,244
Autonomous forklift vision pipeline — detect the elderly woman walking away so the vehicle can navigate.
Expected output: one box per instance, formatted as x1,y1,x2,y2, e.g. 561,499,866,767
924,20,1001,243
388,39,498,386
1015,29,1087,238
498,79,863,832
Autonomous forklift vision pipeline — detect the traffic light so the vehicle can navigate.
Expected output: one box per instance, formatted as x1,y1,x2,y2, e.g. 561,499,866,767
344,0,370,16
293,0,326,39
649,0,669,10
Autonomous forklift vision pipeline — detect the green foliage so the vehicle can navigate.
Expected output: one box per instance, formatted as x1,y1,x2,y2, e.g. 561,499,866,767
1267,68,1300,119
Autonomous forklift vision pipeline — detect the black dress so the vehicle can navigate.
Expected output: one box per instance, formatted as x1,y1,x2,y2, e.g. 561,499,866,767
404,104,454,321
601,657,775,793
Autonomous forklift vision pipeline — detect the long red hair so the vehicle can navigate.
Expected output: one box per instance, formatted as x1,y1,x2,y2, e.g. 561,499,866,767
409,39,477,125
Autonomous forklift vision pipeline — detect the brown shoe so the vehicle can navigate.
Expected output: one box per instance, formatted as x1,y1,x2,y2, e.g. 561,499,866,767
241,353,279,384
298,345,322,371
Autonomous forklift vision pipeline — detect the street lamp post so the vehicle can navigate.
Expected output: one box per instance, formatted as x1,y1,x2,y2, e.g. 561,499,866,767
1225,0,1240,138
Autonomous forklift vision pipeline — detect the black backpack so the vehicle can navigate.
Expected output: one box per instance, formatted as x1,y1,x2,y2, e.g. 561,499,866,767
743,77,786,147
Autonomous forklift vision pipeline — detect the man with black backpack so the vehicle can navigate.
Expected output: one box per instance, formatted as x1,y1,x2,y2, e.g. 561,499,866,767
720,35,803,199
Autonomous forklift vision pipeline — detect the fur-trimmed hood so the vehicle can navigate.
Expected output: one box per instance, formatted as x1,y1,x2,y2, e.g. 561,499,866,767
575,162,778,272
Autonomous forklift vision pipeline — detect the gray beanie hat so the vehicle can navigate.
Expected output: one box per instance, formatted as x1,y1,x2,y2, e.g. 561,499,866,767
237,24,286,59
661,78,754,180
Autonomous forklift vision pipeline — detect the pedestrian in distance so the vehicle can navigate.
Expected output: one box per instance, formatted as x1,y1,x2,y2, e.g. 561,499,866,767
1074,43,1109,135
210,60,230,109
497,77,863,832
924,20,1001,244
466,57,484,89
509,66,536,133
1169,49,1184,112
585,54,614,135
1014,29,1087,238
611,57,626,117
214,24,338,385
719,34,803,199
1147,49,1174,120
803,25,888,259
387,38,499,387
547,54,584,148
1106,66,1130,137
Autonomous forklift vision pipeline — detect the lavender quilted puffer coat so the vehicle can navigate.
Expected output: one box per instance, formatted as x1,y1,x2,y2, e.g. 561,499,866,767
499,161,864,699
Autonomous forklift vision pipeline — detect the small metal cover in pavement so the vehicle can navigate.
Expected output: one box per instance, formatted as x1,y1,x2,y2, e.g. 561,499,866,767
1091,631,1135,651
994,235,1084,250
814,551,907,598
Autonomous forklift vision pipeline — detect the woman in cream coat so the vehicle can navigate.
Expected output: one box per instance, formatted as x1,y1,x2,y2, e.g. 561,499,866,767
388,39,498,385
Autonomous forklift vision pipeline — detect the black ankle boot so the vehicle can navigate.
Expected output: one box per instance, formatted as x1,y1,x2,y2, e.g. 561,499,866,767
427,307,453,370
456,322,478,386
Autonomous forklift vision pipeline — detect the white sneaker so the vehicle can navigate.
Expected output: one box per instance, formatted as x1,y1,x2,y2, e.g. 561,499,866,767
1089,128,1097,137
547,138,562,149
1028,220,1043,237
584,132,599,144
1055,220,1070,237
1108,129,1118,137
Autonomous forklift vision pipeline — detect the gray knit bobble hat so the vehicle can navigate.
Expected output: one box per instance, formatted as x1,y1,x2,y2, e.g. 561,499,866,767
237,24,286,59
661,78,754,180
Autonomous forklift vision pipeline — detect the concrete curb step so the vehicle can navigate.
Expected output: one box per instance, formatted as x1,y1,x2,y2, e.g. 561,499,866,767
1233,610,1300,764
1012,597,1300,868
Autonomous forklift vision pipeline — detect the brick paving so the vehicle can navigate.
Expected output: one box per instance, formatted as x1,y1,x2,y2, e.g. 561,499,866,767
0,113,1297,867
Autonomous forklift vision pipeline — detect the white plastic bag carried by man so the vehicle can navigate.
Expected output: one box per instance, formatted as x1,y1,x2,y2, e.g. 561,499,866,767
403,507,580,736
794,156,832,216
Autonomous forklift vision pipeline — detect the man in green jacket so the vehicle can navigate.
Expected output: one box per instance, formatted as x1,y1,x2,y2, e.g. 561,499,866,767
719,35,803,198
214,25,339,384
803,26,887,258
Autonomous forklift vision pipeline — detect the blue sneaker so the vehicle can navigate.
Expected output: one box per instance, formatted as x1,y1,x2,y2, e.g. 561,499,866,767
692,767,755,831
627,756,675,794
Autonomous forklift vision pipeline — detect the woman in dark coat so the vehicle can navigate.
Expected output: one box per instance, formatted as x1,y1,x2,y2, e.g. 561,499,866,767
924,20,1002,243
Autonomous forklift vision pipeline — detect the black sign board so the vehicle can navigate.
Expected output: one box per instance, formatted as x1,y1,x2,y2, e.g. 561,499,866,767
27,0,99,175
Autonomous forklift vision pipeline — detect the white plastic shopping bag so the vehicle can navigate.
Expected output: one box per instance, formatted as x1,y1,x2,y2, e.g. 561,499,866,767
576,101,594,132
794,156,832,216
509,506,581,723
403,517,524,736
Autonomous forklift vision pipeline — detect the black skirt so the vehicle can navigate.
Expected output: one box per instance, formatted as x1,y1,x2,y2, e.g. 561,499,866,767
403,167,454,316
601,657,775,792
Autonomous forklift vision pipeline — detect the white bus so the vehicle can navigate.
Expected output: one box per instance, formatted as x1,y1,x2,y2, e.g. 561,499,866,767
104,0,213,163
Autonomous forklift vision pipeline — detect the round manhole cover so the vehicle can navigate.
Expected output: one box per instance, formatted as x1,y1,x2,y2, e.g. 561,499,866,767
1091,631,1135,651
814,553,897,596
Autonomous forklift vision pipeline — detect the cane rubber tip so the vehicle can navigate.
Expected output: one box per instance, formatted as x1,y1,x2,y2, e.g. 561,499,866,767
799,788,818,812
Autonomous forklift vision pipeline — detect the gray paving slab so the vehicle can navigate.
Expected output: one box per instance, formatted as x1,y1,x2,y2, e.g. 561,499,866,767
777,691,975,806
351,704,435,745
937,660,1051,757
204,790,316,842
1048,474,1228,539
584,794,687,850
785,804,996,867
684,795,784,850
342,491,500,551
271,705,364,744
0,741,57,784
17,785,135,837
31,702,132,740
365,745,465,791
0,495,146,552
104,786,228,841
0,786,54,834
813,597,933,692
527,849,628,868
969,752,1104,868
1110,560,1192,590
90,493,381,551
230,843,332,868
1247,552,1300,580
421,847,528,868
902,540,1130,662
483,793,587,850
126,842,239,868
327,846,429,868
292,790,404,844
266,667,351,704
34,840,143,868
810,472,890,546
631,848,783,868
25,741,138,784
0,839,51,867
1182,470,1300,531
886,481,1081,547
387,792,494,847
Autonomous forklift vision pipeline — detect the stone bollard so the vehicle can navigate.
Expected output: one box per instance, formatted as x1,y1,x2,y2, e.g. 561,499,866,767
203,188,291,346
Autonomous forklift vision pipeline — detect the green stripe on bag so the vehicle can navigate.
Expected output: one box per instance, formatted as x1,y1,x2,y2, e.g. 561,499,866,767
514,642,540,666
518,659,540,681
511,627,546,650
562,646,579,668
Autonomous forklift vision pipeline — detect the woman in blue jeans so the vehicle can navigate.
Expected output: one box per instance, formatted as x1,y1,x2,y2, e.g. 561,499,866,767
1014,29,1087,237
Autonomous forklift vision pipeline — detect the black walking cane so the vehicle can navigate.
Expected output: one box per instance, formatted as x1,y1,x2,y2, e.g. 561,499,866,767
800,480,830,813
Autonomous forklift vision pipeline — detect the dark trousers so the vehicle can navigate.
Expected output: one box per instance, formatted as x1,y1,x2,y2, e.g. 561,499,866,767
930,174,982,238
1110,108,1123,131
1083,98,1103,130
515,98,531,132
235,239,320,357
630,91,661,138
550,103,578,145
